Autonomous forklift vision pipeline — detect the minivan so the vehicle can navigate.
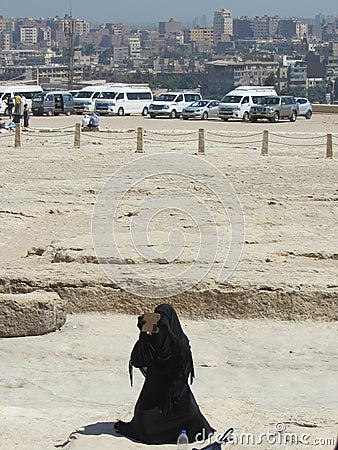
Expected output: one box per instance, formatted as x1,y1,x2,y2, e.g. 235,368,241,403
31,91,74,116
73,85,109,114
218,86,278,122
94,84,153,116
148,90,202,118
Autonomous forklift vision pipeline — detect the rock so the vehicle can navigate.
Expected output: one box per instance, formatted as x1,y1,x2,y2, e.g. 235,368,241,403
0,291,66,338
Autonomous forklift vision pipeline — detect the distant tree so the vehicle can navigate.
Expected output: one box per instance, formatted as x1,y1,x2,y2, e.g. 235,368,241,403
264,72,276,87
307,82,326,103
98,48,112,65
83,44,96,56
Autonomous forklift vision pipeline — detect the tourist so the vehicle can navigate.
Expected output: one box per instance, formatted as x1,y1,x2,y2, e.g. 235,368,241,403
5,94,14,119
88,111,99,129
13,92,22,122
81,114,90,129
114,304,215,444
23,104,30,127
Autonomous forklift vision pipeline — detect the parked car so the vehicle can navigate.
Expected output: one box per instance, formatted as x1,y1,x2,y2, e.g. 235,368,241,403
182,99,219,120
249,96,299,123
32,91,74,116
295,97,312,119
148,91,202,118
218,86,277,122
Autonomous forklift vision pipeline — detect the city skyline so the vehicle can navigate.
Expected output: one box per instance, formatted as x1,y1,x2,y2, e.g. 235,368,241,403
0,0,337,25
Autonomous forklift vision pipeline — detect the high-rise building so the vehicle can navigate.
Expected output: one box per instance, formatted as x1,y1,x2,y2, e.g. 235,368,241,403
213,9,233,43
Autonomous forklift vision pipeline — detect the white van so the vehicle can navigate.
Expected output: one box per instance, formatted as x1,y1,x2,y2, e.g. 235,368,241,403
94,84,153,116
218,86,278,122
72,85,109,114
0,84,43,115
148,90,202,119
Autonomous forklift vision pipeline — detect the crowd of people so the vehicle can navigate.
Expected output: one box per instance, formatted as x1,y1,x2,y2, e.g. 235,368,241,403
2,92,30,129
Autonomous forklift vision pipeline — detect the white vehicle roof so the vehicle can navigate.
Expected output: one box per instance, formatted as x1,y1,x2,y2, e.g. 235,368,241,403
77,85,109,92
99,83,151,92
227,86,277,94
0,84,42,93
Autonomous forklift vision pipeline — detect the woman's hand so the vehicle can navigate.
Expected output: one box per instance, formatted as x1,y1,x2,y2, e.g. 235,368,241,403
137,315,145,331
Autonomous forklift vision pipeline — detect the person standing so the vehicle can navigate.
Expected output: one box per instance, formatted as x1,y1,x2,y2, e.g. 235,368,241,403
5,94,14,119
13,93,22,118
114,304,215,444
23,104,30,127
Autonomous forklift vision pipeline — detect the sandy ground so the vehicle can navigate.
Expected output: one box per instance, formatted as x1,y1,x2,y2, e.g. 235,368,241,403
0,113,337,449
0,113,337,317
0,313,337,450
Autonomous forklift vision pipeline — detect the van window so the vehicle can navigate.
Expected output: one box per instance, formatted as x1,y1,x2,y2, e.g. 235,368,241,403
176,94,183,102
184,94,200,102
46,94,53,102
64,94,72,102
117,92,124,100
157,94,176,102
98,92,117,99
74,91,93,99
126,92,152,100
242,96,249,104
221,95,242,103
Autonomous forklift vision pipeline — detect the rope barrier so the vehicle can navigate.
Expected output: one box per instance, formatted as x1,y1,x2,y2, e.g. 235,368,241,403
28,125,75,132
145,130,198,137
144,136,196,143
205,130,263,138
204,137,261,145
22,132,74,138
269,132,326,140
269,139,326,148
81,132,136,140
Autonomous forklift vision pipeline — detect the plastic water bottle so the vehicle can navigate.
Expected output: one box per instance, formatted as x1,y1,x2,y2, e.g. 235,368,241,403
177,429,189,450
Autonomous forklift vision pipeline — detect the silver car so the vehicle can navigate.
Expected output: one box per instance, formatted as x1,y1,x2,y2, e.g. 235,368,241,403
182,100,219,120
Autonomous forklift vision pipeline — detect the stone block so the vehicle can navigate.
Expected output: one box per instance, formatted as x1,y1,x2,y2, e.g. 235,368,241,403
0,291,66,337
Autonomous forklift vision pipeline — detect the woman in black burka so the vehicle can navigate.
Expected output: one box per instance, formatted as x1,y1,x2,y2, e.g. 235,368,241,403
114,304,215,444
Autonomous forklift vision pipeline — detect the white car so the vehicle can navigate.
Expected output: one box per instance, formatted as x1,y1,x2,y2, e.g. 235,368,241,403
295,97,312,119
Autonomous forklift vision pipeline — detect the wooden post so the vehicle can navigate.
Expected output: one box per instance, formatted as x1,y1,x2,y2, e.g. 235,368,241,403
261,130,269,156
74,123,81,148
198,128,205,154
14,123,22,148
326,133,333,158
136,127,144,153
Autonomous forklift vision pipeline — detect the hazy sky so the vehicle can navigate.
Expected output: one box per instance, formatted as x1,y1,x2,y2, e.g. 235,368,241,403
1,0,337,25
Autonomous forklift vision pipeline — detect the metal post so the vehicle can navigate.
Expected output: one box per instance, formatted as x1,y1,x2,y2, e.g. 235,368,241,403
326,133,333,158
14,123,22,148
74,123,81,148
136,127,144,153
261,130,269,156
198,128,205,154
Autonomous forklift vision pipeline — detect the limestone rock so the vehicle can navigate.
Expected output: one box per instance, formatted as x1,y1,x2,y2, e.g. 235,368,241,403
0,291,66,337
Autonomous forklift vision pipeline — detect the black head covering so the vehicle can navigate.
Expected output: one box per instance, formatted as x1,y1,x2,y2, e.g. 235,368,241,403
153,304,195,384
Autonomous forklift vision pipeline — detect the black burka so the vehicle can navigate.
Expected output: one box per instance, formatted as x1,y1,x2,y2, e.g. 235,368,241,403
115,304,215,444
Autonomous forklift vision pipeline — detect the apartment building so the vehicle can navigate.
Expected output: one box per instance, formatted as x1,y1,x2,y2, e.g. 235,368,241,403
207,59,279,96
184,28,213,45
213,9,233,43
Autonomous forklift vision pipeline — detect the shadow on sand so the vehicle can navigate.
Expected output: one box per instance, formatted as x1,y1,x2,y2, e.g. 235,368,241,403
55,422,123,448
76,421,120,436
